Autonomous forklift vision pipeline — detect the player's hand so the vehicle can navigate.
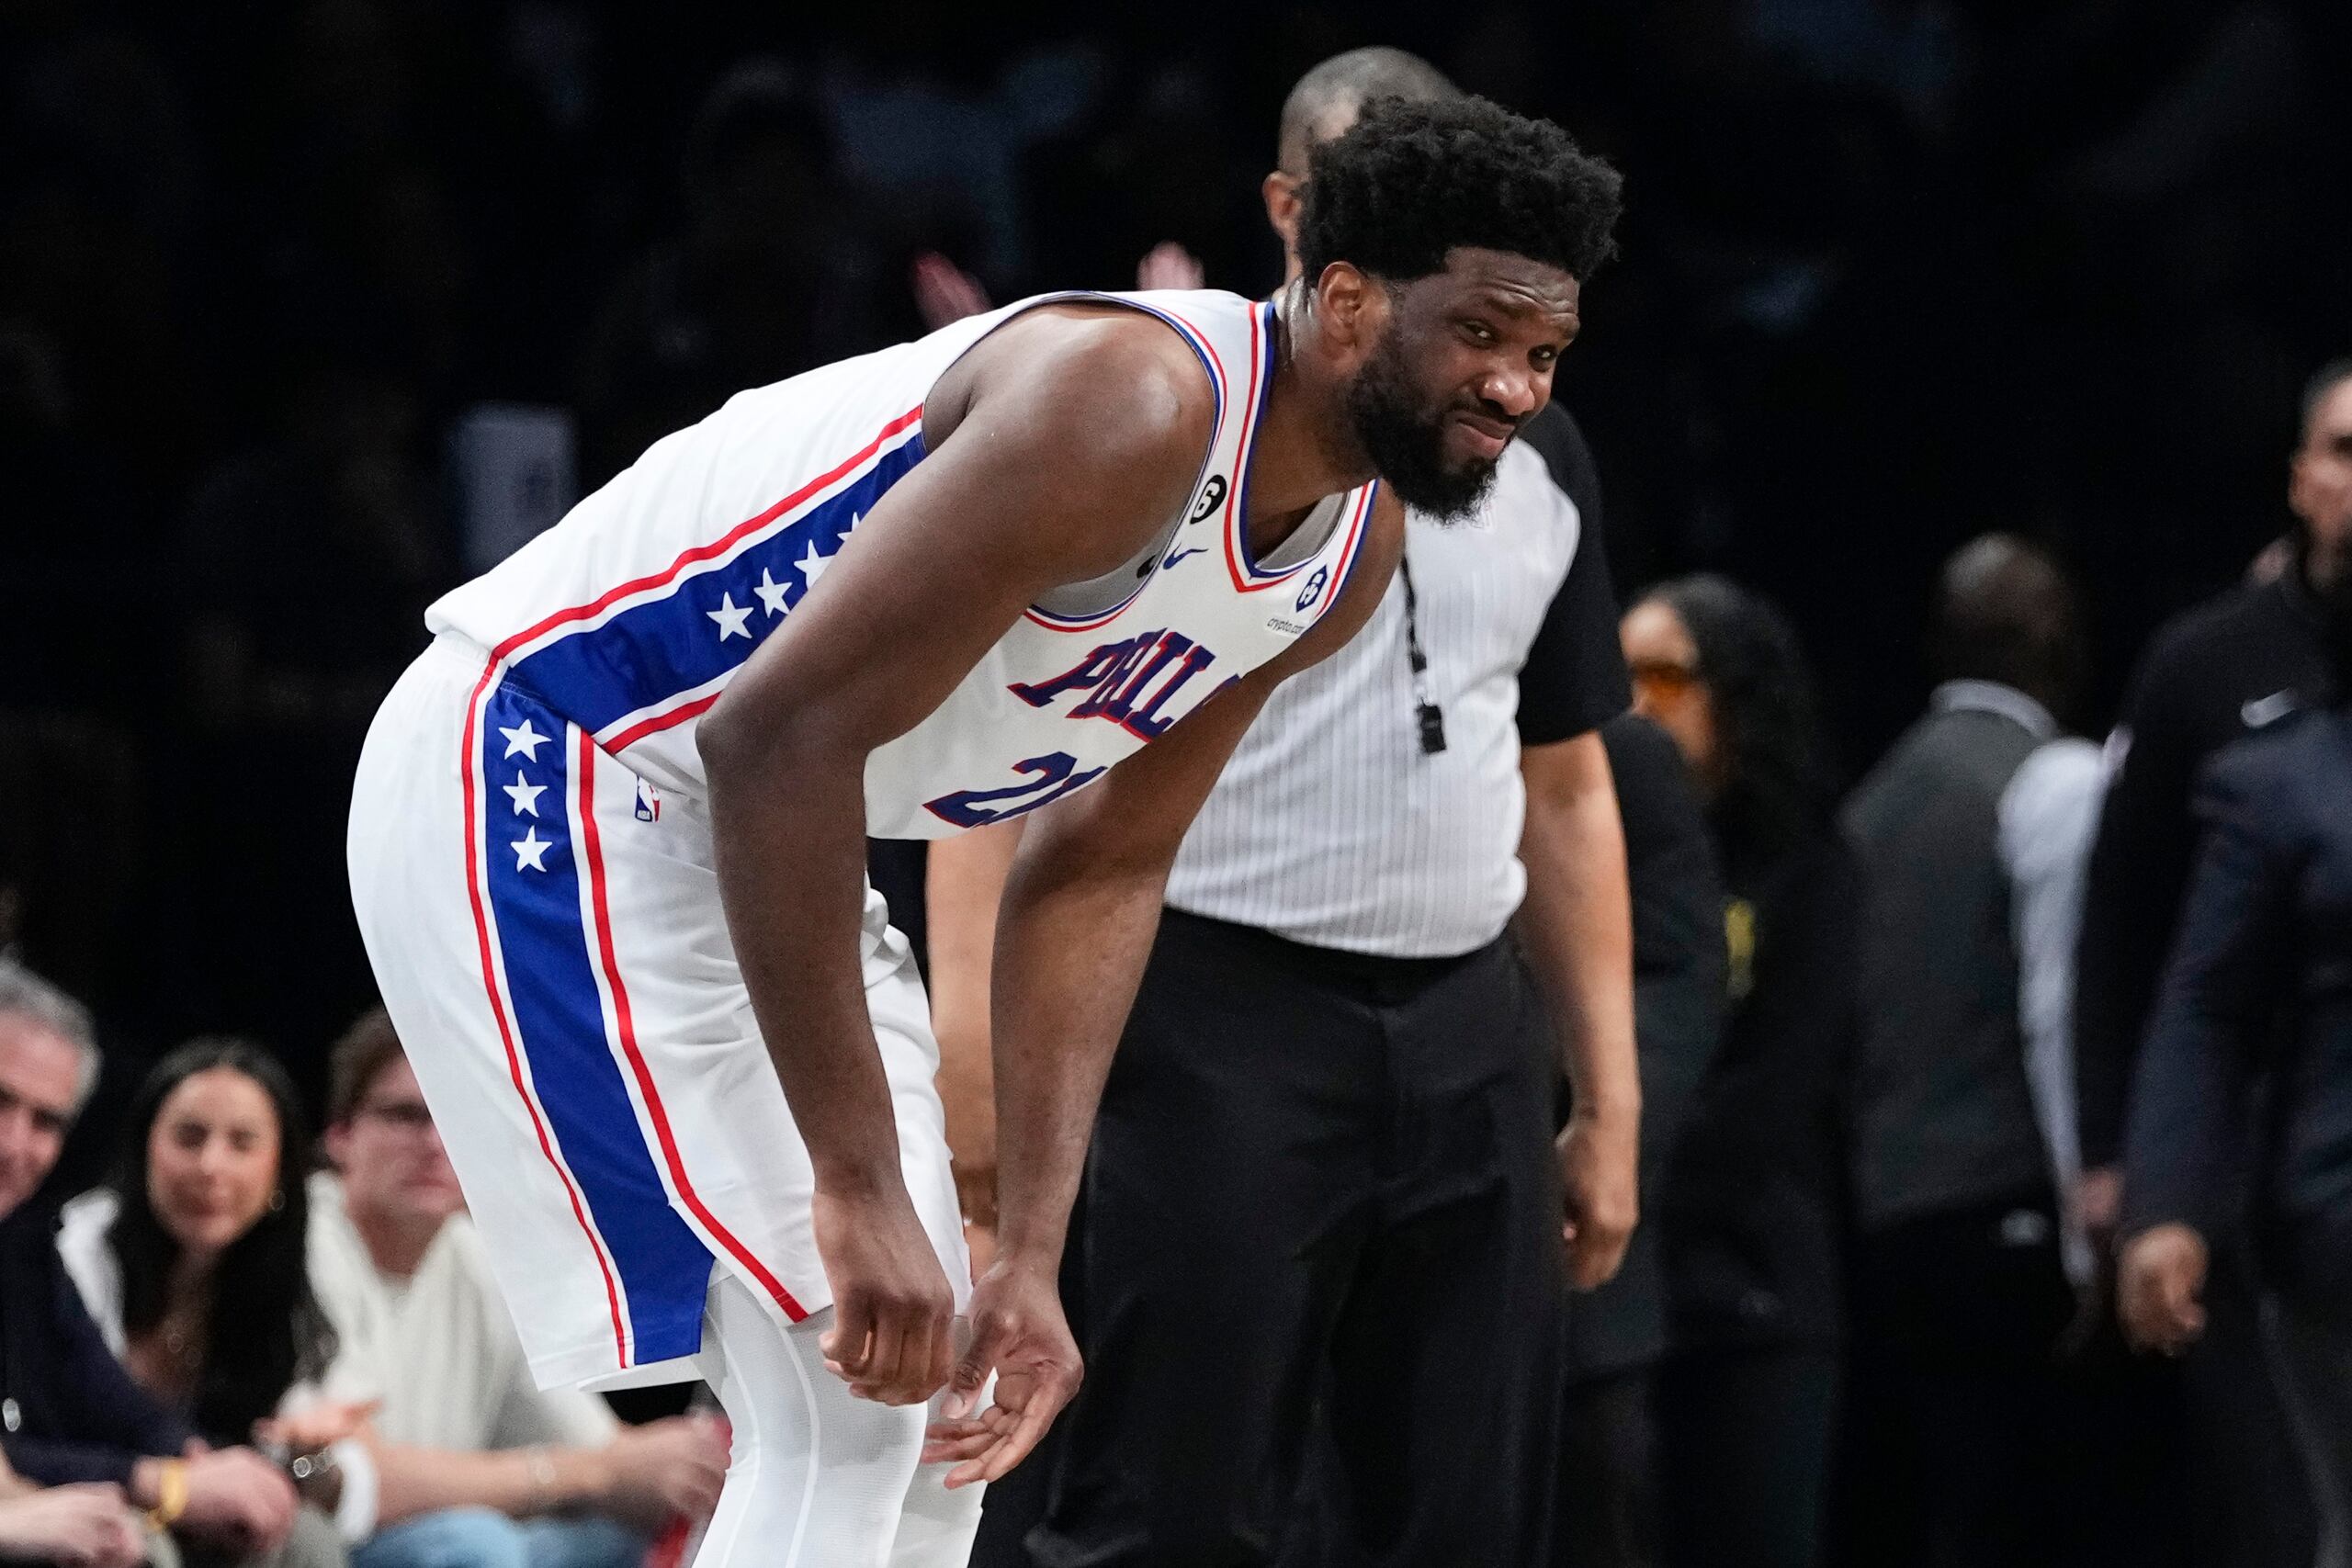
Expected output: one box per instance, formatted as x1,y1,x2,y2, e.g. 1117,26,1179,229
0,1484,146,1568
2118,1222,2210,1356
1557,1110,1639,1291
1134,242,1205,292
921,1255,1080,1489
911,253,992,332
813,1183,957,1405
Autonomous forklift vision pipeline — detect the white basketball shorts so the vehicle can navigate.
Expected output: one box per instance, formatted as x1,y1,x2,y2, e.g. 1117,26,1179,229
348,633,968,1391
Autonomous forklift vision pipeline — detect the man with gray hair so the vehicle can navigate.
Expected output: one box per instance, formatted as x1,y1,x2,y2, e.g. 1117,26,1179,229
0,960,307,1564
0,960,100,1220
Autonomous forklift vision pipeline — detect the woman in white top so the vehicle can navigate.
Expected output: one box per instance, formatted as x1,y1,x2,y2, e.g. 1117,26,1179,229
57,1039,368,1567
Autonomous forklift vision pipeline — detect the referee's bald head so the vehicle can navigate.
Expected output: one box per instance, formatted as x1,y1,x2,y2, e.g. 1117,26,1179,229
1276,47,1457,174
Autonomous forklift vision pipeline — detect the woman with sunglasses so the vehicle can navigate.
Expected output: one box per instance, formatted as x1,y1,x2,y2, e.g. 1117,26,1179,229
1621,575,1859,1568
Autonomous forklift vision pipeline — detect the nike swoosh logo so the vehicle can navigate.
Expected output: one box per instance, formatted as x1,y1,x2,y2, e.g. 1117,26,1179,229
1162,547,1208,570
2242,691,2298,728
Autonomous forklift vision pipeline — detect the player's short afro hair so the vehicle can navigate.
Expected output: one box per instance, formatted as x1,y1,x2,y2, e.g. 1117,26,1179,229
1296,96,1623,288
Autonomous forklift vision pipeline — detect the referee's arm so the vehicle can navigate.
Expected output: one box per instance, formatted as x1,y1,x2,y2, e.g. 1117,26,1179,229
1518,733,1639,1289
1510,403,1640,1291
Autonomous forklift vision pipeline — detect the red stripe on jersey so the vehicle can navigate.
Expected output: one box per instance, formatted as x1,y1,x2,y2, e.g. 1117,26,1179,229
492,408,923,664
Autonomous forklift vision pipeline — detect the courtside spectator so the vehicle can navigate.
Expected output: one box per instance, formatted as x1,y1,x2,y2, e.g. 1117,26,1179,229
0,964,307,1568
57,1042,354,1566
1622,577,1857,1568
309,1010,725,1568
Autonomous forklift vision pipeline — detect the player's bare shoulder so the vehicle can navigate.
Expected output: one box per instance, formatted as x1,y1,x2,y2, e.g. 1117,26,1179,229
924,304,1216,535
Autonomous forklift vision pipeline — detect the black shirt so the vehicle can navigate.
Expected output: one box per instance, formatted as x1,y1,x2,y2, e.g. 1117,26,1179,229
2075,570,2333,1168
1661,827,1862,1351
1514,404,1634,746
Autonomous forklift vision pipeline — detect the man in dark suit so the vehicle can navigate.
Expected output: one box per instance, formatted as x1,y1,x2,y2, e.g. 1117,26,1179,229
0,960,300,1560
2074,358,2351,1565
2119,564,2352,1563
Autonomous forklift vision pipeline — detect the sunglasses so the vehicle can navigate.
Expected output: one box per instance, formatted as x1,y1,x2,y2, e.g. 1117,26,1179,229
1628,659,1703,698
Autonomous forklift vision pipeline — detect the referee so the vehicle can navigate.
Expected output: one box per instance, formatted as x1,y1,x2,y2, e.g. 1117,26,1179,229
941,51,1642,1567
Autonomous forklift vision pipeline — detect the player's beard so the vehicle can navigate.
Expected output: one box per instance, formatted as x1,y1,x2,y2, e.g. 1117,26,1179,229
1343,330,1502,522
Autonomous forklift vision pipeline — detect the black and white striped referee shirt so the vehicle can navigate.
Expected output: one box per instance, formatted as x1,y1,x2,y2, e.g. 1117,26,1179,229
1163,404,1631,959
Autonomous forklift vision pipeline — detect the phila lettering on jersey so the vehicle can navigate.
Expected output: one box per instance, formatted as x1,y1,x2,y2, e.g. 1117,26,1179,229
425,290,1378,839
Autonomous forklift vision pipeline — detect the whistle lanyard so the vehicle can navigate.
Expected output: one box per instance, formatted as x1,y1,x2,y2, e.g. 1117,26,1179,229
1399,551,1447,755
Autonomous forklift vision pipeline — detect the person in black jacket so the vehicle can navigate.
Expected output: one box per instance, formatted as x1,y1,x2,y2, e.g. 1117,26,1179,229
0,961,303,1564
1556,713,1727,1568
2117,565,2352,1566
2074,357,2350,1567
1620,576,1856,1568
2075,358,2352,1216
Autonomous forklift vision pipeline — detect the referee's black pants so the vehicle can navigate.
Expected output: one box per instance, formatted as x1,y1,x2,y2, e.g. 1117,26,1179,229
992,908,1567,1568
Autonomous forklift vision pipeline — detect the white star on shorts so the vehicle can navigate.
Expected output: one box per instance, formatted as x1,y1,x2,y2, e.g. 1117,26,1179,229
511,827,554,873
503,771,546,817
499,719,549,761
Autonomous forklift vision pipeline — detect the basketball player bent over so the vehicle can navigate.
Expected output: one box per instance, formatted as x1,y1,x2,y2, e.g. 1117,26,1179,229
346,97,1622,1564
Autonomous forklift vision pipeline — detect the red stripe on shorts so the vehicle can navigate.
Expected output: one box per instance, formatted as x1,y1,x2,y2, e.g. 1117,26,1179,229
573,728,809,1322
460,659,632,1371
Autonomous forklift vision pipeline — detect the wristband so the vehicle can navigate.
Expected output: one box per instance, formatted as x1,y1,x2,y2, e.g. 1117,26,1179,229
147,1458,188,1529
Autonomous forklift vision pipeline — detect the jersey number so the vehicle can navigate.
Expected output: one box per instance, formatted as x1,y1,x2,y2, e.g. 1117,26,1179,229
922,751,1108,829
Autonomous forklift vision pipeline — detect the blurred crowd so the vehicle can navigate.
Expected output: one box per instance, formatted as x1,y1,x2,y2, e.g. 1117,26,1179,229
6,2,2352,1565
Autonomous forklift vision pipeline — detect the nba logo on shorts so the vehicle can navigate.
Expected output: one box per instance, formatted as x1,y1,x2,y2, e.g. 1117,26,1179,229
1295,566,1329,614
635,779,662,822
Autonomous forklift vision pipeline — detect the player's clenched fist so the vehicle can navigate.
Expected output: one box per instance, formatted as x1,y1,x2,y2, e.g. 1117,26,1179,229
922,1257,1081,1489
814,1185,957,1406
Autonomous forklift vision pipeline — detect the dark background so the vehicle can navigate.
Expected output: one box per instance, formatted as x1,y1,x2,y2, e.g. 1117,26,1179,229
5,0,2347,1180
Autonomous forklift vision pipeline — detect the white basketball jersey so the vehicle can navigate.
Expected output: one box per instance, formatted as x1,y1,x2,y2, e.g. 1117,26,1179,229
426,290,1377,839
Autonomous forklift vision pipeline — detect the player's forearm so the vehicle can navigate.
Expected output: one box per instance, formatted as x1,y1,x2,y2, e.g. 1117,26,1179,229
987,843,1170,1270
1514,740,1639,1124
701,716,903,1190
